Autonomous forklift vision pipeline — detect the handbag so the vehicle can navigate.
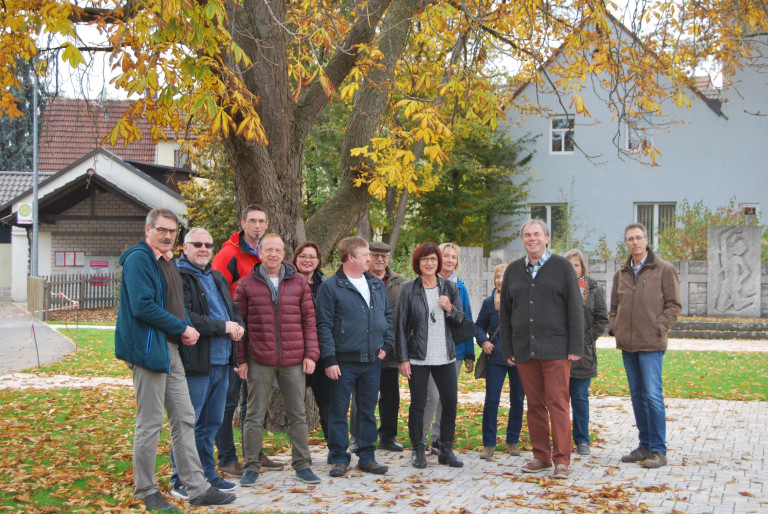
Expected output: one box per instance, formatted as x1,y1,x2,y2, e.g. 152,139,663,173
474,352,486,379
474,326,499,379
450,317,476,345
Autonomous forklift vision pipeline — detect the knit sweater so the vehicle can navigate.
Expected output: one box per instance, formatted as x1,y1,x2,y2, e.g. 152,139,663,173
498,253,585,363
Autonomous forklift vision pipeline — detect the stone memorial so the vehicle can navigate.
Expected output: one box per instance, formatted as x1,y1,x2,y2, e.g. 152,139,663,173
707,225,762,317
459,246,484,316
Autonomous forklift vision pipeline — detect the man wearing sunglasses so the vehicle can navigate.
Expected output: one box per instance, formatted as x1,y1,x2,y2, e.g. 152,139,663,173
166,228,246,500
116,209,236,509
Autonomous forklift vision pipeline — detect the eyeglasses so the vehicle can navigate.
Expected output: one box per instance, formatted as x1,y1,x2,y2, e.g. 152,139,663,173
244,218,268,226
420,256,439,263
430,311,436,323
188,242,214,249
297,254,318,260
152,226,178,236
371,253,389,261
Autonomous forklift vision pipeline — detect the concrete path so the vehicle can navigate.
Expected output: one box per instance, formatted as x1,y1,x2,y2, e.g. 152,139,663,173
0,301,75,373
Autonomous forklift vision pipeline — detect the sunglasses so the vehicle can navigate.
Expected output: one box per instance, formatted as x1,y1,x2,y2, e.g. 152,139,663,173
189,242,214,249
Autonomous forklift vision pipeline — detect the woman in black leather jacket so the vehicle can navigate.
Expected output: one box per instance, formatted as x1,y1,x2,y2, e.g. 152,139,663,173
396,242,465,469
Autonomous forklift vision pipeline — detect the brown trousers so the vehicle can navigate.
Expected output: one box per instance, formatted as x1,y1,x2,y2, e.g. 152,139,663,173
517,358,572,466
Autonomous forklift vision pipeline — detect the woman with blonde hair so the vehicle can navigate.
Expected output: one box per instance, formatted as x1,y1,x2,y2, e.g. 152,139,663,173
476,263,525,459
563,248,608,455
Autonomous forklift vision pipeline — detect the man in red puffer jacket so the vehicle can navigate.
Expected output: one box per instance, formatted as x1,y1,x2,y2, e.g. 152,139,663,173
234,233,322,486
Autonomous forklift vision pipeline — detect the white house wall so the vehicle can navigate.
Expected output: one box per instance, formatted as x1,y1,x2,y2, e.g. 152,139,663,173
503,49,768,254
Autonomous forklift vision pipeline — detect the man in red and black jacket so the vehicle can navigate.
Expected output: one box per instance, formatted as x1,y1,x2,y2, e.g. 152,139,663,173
211,203,284,475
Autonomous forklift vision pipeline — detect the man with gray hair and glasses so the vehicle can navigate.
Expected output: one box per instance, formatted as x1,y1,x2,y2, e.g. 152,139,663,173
116,209,236,510
166,228,246,500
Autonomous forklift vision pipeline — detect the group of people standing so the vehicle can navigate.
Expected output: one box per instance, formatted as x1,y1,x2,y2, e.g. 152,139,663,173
116,204,680,510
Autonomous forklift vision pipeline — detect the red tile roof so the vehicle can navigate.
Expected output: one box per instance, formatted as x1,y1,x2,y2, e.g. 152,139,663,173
38,98,157,173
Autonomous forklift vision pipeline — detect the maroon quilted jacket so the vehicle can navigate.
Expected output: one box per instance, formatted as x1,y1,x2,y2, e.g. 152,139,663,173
234,261,320,367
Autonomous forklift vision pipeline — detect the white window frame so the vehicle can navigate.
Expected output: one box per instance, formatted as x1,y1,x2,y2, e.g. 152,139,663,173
634,202,675,247
626,117,653,153
530,203,567,240
550,116,574,154
739,202,759,221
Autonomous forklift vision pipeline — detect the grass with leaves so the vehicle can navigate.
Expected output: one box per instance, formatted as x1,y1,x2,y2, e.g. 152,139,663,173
1,328,766,511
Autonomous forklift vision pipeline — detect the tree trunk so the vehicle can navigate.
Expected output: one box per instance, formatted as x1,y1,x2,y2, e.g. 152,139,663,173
305,0,421,256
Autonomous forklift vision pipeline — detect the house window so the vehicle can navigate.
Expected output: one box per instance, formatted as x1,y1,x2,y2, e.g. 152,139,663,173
550,116,574,153
739,203,759,223
174,148,190,169
530,204,567,243
635,203,675,246
626,118,653,152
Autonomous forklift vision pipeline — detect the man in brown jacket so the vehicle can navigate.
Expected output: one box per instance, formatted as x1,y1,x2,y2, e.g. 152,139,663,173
609,222,681,469
234,234,322,486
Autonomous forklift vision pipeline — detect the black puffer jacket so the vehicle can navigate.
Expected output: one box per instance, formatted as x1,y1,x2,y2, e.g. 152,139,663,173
570,277,609,379
395,276,464,363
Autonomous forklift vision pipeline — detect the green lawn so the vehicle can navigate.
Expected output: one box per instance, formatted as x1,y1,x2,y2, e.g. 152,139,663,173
1,328,765,511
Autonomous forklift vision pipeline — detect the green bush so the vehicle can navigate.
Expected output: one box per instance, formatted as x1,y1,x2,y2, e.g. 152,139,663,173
657,198,767,261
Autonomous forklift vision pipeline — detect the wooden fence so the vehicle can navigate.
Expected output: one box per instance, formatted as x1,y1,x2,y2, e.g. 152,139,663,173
41,273,119,315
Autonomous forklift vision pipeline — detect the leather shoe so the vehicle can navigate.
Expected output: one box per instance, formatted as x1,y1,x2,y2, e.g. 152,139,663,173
357,460,388,474
329,462,347,477
411,447,427,468
378,438,404,452
260,453,284,470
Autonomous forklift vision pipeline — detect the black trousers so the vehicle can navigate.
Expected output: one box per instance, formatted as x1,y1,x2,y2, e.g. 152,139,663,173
378,367,400,440
407,363,457,448
307,365,332,441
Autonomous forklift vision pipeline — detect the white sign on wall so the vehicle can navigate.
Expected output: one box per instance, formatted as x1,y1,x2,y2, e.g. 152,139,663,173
17,203,33,224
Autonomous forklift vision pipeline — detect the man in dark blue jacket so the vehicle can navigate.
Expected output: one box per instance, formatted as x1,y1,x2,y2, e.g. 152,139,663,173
115,209,236,510
316,237,394,477
167,227,246,500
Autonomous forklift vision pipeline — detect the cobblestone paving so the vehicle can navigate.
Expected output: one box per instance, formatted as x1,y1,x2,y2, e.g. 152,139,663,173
232,396,768,513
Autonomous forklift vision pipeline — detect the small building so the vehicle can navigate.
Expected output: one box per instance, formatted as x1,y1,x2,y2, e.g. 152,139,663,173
0,98,193,301
0,148,192,301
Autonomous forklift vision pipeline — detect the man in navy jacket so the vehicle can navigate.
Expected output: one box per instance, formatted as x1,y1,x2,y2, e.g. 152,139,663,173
316,237,394,477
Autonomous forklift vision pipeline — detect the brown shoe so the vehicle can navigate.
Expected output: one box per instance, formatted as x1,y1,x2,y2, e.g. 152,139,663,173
521,459,552,473
642,452,667,468
507,443,521,456
219,460,244,477
620,446,652,463
260,454,285,470
552,464,569,479
479,446,495,460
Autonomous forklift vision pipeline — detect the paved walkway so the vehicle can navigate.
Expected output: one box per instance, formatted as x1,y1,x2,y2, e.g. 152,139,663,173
230,396,767,513
0,301,75,373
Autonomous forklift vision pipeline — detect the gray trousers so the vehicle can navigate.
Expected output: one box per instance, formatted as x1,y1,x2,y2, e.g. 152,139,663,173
130,340,208,500
243,358,311,472
422,359,463,445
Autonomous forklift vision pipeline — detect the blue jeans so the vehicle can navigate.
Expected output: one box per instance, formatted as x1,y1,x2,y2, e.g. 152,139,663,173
328,361,381,465
214,368,247,466
171,364,229,486
569,377,591,446
482,363,525,447
622,350,666,455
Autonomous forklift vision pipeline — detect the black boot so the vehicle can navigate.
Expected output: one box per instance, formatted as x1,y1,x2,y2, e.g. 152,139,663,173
411,445,427,469
438,442,464,468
